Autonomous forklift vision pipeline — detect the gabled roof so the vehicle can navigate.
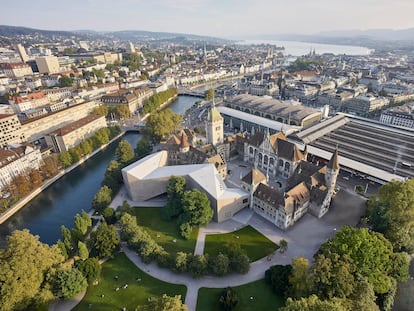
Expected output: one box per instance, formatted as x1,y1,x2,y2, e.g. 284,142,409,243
241,168,267,185
253,183,284,206
277,139,305,162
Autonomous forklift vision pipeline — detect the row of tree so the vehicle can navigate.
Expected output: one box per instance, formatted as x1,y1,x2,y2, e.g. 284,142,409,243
265,226,410,311
59,126,121,168
92,104,131,120
142,88,178,114
163,176,213,239
119,212,250,278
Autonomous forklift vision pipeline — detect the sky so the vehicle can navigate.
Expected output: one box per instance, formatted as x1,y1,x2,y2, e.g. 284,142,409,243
2,0,414,38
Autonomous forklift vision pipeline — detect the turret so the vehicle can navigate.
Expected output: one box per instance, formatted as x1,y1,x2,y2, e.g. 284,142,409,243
326,148,339,191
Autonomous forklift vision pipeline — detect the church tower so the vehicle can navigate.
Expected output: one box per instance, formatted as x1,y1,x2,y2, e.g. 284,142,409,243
326,148,340,192
206,103,223,146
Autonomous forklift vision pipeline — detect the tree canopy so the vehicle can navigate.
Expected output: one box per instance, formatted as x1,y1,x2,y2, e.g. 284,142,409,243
137,294,188,311
318,226,395,294
367,179,414,252
0,230,65,310
145,108,182,141
115,140,135,165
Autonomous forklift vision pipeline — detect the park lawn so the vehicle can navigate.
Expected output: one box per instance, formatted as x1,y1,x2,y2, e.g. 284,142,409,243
73,253,187,311
132,207,198,254
196,279,284,311
203,225,278,261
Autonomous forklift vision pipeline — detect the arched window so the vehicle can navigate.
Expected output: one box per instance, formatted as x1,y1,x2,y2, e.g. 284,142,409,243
285,162,291,171
264,155,268,165
249,147,254,154
269,158,274,166
278,159,284,167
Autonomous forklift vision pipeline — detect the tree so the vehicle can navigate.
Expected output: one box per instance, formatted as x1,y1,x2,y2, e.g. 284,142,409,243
230,254,250,274
265,265,293,298
92,105,109,117
181,189,213,227
59,151,72,168
102,207,116,224
288,257,311,299
59,76,73,87
174,252,190,273
367,179,414,251
349,275,379,311
94,128,110,146
29,169,43,188
102,160,122,190
77,241,89,260
92,185,112,212
135,136,152,159
69,147,81,163
145,108,182,141
281,295,348,311
13,174,31,196
41,154,60,178
74,211,91,236
0,230,64,310
279,239,288,253
219,287,239,311
115,140,134,165
80,140,93,155
137,294,188,311
211,253,230,276
164,176,186,219
89,222,119,258
205,88,215,101
318,226,395,294
76,257,101,285
310,253,356,299
52,268,87,300
116,104,131,119
189,254,209,278
61,225,74,257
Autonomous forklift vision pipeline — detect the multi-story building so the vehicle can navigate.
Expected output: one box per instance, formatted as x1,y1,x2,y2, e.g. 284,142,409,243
8,91,49,113
45,114,106,152
380,103,414,128
21,100,97,142
0,143,42,189
0,62,33,78
35,56,60,74
101,87,152,113
206,105,224,146
0,114,25,148
344,95,390,116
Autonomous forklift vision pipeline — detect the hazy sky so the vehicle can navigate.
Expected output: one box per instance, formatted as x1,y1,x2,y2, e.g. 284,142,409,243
3,0,414,38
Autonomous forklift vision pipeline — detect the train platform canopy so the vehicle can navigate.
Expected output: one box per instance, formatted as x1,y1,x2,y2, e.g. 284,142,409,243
217,106,300,136
291,113,414,183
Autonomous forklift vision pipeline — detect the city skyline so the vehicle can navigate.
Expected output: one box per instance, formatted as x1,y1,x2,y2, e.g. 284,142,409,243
3,0,414,38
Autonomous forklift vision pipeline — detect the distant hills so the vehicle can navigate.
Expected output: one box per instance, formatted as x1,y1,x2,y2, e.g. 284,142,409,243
0,25,231,44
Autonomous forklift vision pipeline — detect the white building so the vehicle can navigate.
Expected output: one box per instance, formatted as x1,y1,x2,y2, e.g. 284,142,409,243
0,143,42,189
380,103,414,128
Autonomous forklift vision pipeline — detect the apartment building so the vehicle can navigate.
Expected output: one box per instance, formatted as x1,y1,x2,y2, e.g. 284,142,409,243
0,114,25,148
0,62,33,78
35,56,60,74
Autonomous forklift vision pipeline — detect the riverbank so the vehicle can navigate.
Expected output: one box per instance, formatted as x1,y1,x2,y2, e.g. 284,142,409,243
0,131,125,225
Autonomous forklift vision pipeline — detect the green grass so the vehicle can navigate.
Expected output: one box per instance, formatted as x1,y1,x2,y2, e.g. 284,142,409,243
203,225,278,261
73,253,186,311
132,207,198,254
196,279,284,311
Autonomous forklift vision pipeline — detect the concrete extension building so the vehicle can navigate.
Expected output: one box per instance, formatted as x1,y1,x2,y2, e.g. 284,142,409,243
45,114,106,152
122,150,249,222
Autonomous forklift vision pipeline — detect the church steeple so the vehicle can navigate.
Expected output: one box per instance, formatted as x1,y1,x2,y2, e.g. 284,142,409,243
327,147,340,171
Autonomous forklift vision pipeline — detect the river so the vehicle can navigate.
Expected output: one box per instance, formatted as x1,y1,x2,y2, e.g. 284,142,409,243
0,95,198,245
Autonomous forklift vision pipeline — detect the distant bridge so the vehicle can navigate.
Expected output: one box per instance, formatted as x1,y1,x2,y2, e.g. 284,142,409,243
177,89,205,98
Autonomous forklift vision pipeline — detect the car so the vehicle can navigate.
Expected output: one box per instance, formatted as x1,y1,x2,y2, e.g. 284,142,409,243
342,176,349,180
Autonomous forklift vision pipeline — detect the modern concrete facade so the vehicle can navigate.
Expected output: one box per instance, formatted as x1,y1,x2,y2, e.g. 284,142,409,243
122,151,249,222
